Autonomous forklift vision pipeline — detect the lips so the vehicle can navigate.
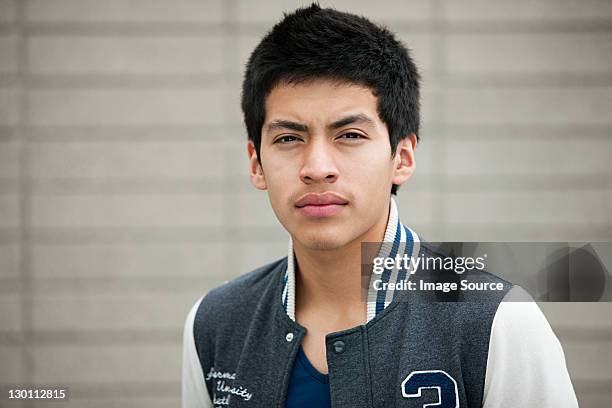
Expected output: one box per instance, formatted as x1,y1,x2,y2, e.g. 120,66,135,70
294,192,348,218
295,192,349,208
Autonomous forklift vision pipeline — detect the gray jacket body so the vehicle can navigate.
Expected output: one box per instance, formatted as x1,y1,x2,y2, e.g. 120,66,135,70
193,247,511,408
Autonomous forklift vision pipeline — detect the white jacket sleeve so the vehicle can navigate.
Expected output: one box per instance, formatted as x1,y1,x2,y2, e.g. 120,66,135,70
483,286,579,407
182,296,213,408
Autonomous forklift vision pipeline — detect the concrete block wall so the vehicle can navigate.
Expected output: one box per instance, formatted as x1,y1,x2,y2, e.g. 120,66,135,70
0,0,610,406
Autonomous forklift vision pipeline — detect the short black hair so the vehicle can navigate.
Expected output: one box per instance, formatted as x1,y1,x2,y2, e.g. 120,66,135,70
241,3,421,195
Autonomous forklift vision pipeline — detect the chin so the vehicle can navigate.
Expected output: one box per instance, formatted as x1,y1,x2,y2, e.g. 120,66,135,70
301,238,344,251
294,226,353,251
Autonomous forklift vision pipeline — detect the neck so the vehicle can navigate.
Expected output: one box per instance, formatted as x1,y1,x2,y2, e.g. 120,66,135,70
293,200,391,322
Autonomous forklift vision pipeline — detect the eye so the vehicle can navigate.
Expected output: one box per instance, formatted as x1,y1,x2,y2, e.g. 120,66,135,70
339,132,365,140
274,135,301,144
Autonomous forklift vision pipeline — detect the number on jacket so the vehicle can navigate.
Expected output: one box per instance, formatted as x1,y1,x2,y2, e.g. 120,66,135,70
401,370,459,408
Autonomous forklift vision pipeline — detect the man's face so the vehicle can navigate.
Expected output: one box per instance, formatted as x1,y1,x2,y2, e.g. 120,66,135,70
248,79,415,250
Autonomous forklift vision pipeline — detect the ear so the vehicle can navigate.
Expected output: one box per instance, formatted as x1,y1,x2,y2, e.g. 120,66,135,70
247,141,267,190
391,133,417,187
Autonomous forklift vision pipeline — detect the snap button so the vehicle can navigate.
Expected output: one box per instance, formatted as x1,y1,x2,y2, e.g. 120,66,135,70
285,332,294,342
333,340,345,353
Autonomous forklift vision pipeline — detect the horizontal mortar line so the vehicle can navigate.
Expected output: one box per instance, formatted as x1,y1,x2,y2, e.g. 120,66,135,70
431,124,612,139
66,382,180,399
0,228,19,244
0,274,223,285
0,74,19,88
416,223,612,237
0,178,435,194
409,178,612,193
435,223,612,238
21,226,286,244
0,277,22,293
573,379,612,395
24,73,231,89
0,273,242,285
0,25,17,35
0,178,19,192
21,136,247,143
24,22,231,36
0,329,181,346
441,222,612,228
22,129,244,141
444,73,612,88
20,83,234,92
29,276,229,294
67,381,180,398
0,126,16,141
20,124,243,141
556,327,612,342
404,19,612,34
24,177,232,194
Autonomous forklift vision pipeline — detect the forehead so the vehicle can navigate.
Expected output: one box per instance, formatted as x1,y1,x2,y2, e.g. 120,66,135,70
264,79,380,124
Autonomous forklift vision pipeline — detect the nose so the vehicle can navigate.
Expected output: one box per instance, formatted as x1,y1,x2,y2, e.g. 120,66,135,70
299,138,339,185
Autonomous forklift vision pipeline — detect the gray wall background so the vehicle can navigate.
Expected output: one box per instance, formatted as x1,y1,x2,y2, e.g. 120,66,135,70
0,0,611,406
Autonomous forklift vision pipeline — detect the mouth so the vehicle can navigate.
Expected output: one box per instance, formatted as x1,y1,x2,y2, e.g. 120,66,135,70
294,192,349,218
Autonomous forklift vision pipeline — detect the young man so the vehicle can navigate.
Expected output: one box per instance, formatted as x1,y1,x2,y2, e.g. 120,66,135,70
183,4,578,407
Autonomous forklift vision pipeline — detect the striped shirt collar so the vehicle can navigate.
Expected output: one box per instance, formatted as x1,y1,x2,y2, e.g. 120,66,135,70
281,197,420,323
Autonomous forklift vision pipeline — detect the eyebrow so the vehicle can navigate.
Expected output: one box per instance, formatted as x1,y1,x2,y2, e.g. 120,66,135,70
266,120,308,133
328,113,375,130
265,113,375,134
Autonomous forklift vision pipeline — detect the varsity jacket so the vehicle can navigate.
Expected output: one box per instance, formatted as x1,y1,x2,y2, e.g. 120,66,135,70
183,198,578,407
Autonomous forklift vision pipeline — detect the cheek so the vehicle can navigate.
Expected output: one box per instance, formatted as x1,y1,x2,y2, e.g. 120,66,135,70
341,144,394,191
260,156,299,216
262,157,296,193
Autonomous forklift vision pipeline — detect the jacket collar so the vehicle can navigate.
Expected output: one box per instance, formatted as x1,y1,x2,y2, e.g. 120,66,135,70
281,197,420,323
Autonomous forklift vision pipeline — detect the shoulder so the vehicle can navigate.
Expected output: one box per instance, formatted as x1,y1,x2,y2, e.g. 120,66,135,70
188,256,287,346
483,286,578,406
195,256,286,316
489,285,567,369
491,286,559,344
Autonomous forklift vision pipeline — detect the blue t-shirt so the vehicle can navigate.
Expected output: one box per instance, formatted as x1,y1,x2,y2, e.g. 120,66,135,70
286,346,331,407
